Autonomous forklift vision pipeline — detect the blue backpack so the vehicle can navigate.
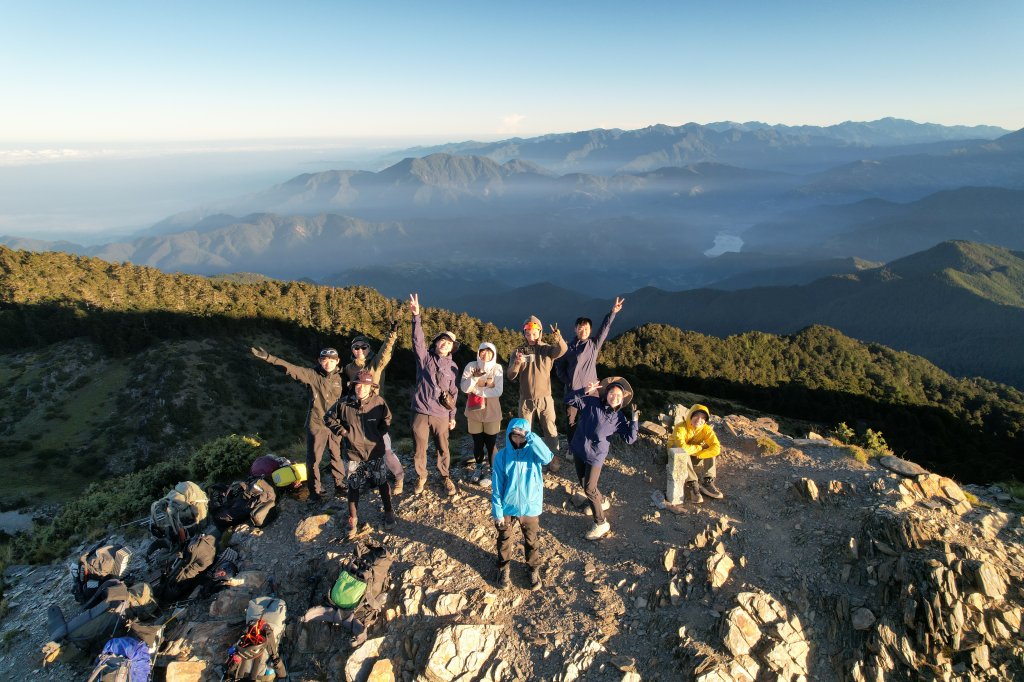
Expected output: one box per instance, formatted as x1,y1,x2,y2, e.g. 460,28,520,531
87,636,151,682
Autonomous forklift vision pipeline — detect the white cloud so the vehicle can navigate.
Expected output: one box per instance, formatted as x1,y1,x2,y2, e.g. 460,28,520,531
497,114,526,134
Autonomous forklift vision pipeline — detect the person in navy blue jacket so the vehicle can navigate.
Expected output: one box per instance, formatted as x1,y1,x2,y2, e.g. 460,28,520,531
554,297,624,452
568,376,639,540
491,418,553,591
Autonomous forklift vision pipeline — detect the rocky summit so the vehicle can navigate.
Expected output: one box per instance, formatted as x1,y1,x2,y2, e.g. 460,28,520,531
2,411,1022,681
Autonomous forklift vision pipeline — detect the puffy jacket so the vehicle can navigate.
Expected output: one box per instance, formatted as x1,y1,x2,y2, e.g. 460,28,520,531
668,404,721,459
343,331,398,396
554,310,617,401
261,354,343,432
460,342,504,423
506,315,567,400
410,315,458,420
491,418,553,520
567,388,638,466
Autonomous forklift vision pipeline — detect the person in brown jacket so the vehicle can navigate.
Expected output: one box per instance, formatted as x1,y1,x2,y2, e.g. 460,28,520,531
506,315,567,471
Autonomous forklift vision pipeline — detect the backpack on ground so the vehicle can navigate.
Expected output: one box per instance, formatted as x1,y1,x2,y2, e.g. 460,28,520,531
86,636,151,682
73,543,132,604
249,454,292,480
224,597,288,681
210,478,277,530
328,543,394,618
158,533,217,603
271,462,307,488
149,482,209,545
47,581,159,654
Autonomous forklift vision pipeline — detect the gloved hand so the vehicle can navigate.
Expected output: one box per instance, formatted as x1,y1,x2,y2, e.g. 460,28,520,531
250,346,269,360
390,317,401,334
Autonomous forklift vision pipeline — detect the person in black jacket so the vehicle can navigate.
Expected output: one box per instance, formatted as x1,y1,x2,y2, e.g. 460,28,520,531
325,370,396,538
251,345,345,502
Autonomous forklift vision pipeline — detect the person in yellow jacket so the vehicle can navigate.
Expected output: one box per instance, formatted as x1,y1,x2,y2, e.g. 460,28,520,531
667,404,723,502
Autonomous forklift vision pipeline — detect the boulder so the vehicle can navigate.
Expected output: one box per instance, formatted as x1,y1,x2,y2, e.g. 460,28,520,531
345,636,386,682
852,608,876,630
878,456,928,477
640,421,667,438
666,448,690,505
164,661,207,682
424,625,502,682
295,514,334,542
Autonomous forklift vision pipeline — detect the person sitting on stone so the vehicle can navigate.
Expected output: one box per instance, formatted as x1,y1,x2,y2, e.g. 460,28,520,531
667,403,723,503
492,418,553,591
567,377,639,540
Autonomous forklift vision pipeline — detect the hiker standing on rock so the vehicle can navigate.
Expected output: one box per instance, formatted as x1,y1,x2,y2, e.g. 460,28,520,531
460,342,504,486
250,345,344,503
491,417,553,591
568,377,639,540
668,404,723,503
506,315,567,472
408,293,459,497
554,297,624,457
324,370,396,538
343,323,405,494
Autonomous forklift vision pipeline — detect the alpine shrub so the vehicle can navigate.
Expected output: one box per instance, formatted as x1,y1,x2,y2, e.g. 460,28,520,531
188,434,264,484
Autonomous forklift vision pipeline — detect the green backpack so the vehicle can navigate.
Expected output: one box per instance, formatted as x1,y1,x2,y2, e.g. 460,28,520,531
329,571,367,609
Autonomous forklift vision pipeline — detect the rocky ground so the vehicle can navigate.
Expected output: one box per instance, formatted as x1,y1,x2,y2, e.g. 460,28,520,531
2,411,1023,681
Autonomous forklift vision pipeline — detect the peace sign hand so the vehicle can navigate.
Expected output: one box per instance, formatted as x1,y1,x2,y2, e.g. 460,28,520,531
612,297,625,314
409,293,420,316
550,323,561,337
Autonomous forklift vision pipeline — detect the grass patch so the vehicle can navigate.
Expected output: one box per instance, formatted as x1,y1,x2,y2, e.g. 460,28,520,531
756,437,782,456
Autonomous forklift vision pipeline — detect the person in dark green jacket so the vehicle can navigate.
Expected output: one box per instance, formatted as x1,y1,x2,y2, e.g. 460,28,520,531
251,345,344,502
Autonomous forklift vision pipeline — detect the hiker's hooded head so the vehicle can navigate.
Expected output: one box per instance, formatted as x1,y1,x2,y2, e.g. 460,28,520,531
350,335,375,366
687,404,711,428
522,316,542,344
477,342,497,371
506,417,532,449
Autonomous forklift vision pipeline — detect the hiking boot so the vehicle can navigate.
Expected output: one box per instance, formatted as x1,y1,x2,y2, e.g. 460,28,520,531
383,513,397,531
414,478,427,495
391,478,404,496
307,492,325,507
334,486,349,499
529,567,542,591
699,477,724,499
495,564,511,590
478,475,492,490
442,477,457,497
584,498,611,516
684,481,704,504
585,521,611,540
471,466,488,484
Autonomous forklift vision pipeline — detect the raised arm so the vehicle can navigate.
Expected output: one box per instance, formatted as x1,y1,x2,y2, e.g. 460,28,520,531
370,319,400,373
594,298,623,352
251,347,316,385
409,294,428,366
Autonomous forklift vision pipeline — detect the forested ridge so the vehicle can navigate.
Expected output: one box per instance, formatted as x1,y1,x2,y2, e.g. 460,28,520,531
1,245,1021,484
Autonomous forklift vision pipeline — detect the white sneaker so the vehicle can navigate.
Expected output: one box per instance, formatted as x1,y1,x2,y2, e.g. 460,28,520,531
585,521,610,540
478,476,492,489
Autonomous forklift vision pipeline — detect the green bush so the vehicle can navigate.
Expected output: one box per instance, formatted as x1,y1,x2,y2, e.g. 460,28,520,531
756,437,783,456
829,422,856,444
188,434,264,484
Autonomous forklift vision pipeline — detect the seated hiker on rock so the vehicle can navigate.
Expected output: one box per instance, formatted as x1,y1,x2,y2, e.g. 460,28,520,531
460,341,504,486
250,344,344,504
324,370,396,538
568,377,639,540
667,404,723,503
408,292,460,497
344,323,406,495
491,418,553,591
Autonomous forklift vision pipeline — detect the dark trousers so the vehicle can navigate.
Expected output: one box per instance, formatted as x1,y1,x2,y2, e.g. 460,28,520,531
472,433,498,467
573,457,606,524
496,515,541,568
307,428,344,495
412,413,451,480
348,485,393,521
565,405,580,451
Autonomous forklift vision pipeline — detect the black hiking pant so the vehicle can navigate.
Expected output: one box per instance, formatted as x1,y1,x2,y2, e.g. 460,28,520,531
496,515,541,568
573,457,606,524
471,432,498,468
307,426,344,496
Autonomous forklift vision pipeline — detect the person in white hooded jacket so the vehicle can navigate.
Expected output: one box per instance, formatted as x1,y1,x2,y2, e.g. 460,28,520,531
460,342,504,486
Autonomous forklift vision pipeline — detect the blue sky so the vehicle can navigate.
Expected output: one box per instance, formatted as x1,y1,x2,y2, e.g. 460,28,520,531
1,0,1022,144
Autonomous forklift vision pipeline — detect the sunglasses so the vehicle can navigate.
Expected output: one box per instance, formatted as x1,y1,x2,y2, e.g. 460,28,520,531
319,349,339,358
352,345,370,351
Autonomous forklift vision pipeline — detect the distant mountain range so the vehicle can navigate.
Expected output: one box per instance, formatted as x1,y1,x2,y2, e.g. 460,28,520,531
445,241,1024,388
380,118,1011,175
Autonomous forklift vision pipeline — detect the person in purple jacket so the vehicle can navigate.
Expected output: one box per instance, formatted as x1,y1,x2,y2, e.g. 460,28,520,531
408,293,460,497
554,297,624,455
568,376,639,540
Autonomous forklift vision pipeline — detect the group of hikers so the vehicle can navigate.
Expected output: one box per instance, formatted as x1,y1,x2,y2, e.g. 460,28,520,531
252,293,724,591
